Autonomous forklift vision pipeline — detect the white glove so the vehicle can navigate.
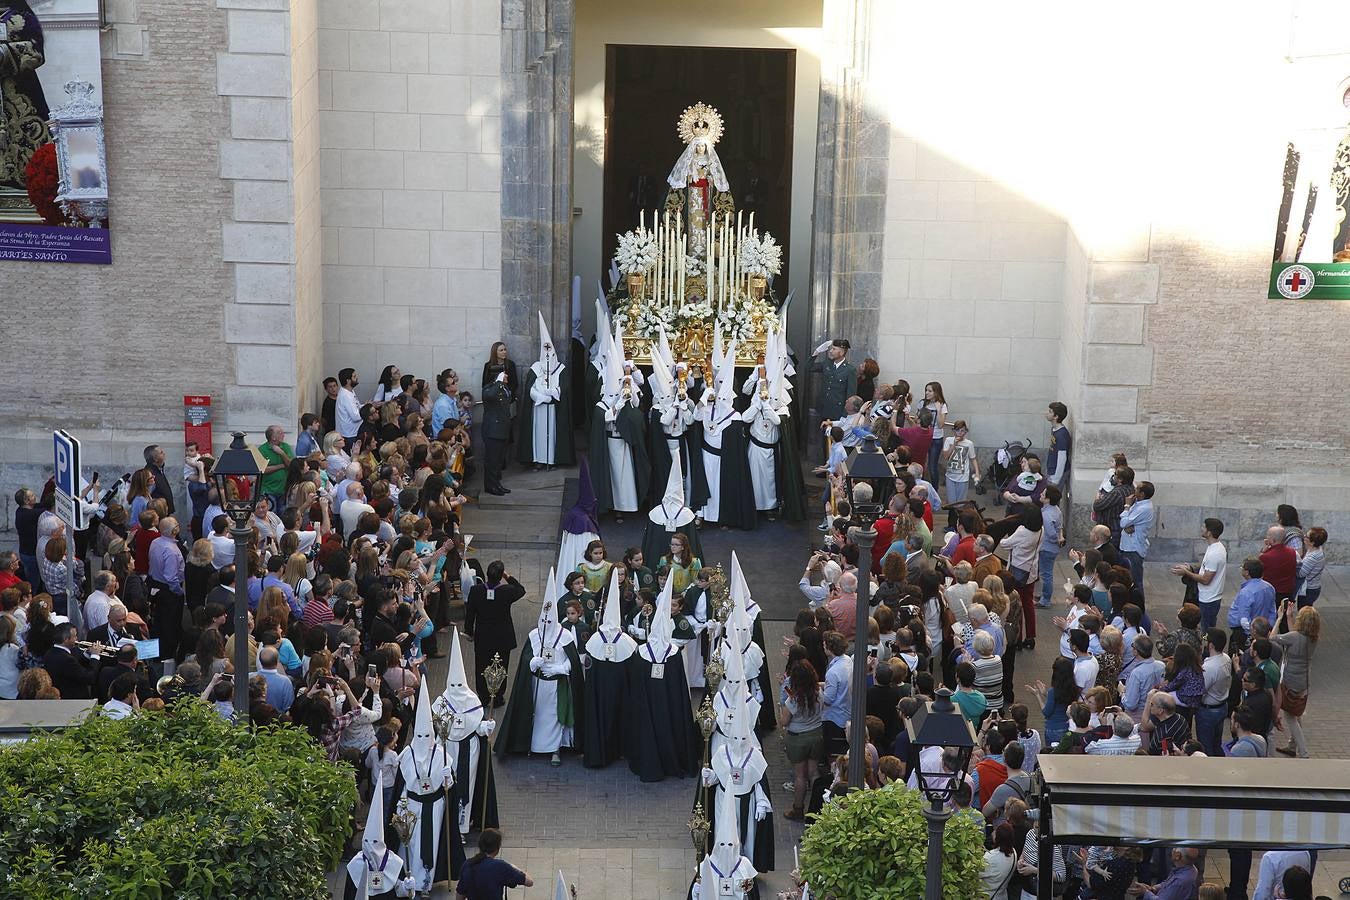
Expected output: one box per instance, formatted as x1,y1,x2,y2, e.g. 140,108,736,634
443,772,454,788
813,340,832,356
691,882,701,900
1240,617,1251,631
629,625,647,639
394,875,416,898
701,766,717,786
529,657,543,673
476,719,495,737
754,799,771,821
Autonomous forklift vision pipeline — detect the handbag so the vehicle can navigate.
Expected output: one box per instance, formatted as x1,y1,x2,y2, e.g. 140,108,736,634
939,598,957,650
1279,686,1308,717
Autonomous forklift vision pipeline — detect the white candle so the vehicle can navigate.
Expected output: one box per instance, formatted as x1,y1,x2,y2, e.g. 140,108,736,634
679,234,686,307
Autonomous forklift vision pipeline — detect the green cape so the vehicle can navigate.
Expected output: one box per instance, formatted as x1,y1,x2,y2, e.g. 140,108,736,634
494,639,586,758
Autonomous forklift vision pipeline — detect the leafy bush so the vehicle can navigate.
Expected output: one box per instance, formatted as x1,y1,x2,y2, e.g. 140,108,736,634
0,700,356,899
800,784,986,900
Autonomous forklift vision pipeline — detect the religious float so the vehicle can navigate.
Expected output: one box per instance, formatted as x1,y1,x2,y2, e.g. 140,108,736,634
606,102,784,375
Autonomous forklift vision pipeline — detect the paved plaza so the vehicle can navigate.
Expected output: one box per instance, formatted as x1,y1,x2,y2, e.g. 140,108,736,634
334,467,1350,898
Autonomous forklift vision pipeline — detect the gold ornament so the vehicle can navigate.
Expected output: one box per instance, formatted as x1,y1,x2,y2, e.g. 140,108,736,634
677,101,724,147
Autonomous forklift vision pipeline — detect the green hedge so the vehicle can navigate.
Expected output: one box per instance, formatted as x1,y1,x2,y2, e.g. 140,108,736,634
800,784,986,900
0,700,356,899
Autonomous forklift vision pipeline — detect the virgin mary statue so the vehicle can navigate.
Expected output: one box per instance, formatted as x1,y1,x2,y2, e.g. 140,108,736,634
663,101,735,259
0,0,51,190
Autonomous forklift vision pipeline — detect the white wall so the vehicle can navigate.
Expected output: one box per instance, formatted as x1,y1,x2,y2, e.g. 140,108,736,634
317,0,502,399
572,0,822,340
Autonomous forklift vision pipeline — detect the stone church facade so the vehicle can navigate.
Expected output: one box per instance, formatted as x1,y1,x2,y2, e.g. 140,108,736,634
1,0,1347,561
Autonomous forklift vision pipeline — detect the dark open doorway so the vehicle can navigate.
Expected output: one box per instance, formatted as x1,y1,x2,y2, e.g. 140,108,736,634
602,44,796,294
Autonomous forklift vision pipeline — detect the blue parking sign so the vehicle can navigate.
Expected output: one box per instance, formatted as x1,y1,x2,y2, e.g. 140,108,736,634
52,430,83,528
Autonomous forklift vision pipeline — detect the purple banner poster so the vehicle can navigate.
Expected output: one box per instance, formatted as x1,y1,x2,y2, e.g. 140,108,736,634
0,224,110,265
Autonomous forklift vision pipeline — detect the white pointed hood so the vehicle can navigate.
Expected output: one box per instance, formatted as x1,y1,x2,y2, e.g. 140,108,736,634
554,870,569,900
591,295,611,371
411,674,435,751
439,626,484,741
642,572,678,662
709,755,746,871
648,331,674,407
536,565,562,644
715,633,748,721
648,444,695,531
655,324,676,377
586,565,637,662
729,551,760,625
599,323,627,410
533,311,561,384
347,767,405,892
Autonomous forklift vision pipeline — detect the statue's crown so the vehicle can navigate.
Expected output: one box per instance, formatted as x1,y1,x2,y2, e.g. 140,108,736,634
677,102,724,147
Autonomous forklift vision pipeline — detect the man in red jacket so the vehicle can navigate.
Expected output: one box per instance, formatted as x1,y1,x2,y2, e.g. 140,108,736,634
1258,525,1298,601
0,552,21,592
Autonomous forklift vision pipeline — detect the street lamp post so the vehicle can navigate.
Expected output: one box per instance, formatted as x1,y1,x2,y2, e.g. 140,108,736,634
906,687,978,900
842,435,895,791
210,433,264,720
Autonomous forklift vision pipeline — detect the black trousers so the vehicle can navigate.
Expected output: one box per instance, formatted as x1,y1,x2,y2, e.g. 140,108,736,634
484,437,507,490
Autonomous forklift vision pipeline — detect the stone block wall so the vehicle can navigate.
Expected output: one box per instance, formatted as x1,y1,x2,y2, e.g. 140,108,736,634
317,0,503,400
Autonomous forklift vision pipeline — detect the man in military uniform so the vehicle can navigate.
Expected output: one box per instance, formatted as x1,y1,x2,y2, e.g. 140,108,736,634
810,338,857,463
483,369,513,495
810,338,856,423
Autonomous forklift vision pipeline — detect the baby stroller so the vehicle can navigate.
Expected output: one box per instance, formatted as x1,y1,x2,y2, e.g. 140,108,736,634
975,437,1033,496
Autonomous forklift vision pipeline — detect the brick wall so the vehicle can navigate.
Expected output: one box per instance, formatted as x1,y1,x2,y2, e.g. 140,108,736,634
317,0,503,399
0,0,233,523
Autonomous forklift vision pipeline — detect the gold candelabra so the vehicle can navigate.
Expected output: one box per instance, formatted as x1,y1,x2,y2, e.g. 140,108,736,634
390,797,418,848
694,693,718,859
687,799,711,862
479,652,509,829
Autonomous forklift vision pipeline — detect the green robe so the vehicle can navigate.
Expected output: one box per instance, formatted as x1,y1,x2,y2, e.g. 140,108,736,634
556,590,598,627
515,366,576,465
588,403,651,515
495,639,586,758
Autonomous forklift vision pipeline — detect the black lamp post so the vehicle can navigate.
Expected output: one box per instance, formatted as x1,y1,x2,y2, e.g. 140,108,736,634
906,687,978,900
210,432,264,720
841,435,895,790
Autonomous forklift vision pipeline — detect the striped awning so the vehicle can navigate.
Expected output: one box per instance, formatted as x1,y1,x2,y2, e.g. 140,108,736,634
1037,756,1350,849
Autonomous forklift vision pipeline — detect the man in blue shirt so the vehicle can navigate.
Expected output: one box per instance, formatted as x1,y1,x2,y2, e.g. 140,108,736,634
253,646,295,713
1121,634,1165,720
431,370,461,436
1118,481,1154,599
820,632,852,757
456,828,532,900
294,413,321,458
1228,557,1276,652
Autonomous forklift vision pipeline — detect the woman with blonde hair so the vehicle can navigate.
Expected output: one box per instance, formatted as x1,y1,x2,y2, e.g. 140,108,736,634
282,552,313,606
1274,602,1320,758
1095,626,1124,702
323,431,351,483
185,538,217,610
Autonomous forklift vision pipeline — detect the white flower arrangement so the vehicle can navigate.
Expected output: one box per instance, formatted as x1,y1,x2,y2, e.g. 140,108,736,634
633,303,676,337
683,252,705,278
738,230,783,278
615,227,657,276
676,300,714,329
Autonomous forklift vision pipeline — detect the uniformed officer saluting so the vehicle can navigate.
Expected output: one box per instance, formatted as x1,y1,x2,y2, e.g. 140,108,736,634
810,337,857,424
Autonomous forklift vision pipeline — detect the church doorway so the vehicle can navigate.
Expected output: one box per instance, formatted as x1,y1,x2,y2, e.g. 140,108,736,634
600,44,797,297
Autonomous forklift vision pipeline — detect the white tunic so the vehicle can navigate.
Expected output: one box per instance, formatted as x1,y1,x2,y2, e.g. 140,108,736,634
745,404,781,512
606,423,639,513
529,627,576,753
699,406,734,523
530,363,563,464
396,743,452,892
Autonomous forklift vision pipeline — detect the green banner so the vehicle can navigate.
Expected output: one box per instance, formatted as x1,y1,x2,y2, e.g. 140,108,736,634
1268,263,1350,300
